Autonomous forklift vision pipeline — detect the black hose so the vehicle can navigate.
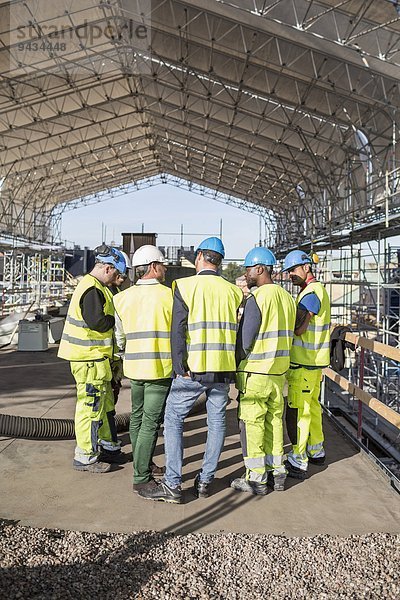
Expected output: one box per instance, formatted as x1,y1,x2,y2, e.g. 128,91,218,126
0,412,131,440
0,394,208,441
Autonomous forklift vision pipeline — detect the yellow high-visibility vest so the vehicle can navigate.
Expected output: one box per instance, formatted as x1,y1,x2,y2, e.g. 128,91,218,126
238,284,296,375
290,281,331,367
58,274,114,361
175,274,243,372
113,282,173,380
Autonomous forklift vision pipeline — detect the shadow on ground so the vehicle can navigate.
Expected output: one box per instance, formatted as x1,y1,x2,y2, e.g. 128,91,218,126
0,520,166,599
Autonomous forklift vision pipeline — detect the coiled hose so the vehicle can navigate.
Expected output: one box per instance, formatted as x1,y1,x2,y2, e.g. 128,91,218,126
0,412,131,441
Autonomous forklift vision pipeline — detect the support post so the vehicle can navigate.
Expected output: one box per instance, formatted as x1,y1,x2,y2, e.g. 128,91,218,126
358,347,365,441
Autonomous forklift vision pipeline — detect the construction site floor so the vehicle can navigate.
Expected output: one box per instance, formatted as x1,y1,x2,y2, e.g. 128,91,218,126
0,346,399,537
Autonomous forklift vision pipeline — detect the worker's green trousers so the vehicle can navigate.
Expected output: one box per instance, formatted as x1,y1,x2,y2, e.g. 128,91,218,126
237,372,286,482
71,360,120,465
130,378,171,484
286,366,325,471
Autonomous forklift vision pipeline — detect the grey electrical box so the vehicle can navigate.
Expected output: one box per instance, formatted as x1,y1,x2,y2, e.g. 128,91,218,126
18,320,48,351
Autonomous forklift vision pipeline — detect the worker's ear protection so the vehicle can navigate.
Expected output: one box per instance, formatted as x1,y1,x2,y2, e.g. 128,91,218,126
311,253,319,264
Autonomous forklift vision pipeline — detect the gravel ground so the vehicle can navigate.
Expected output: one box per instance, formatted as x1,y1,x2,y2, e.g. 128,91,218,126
0,520,399,599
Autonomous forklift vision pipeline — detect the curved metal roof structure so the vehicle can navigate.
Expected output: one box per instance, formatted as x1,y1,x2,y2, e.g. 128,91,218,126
0,0,399,250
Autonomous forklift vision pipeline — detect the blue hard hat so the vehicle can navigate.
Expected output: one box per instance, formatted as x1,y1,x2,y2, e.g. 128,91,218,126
282,250,312,272
243,247,276,267
196,237,225,258
94,245,127,274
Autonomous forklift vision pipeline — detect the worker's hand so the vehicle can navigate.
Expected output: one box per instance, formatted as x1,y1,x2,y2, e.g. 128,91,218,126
176,372,191,379
111,378,122,405
111,359,123,381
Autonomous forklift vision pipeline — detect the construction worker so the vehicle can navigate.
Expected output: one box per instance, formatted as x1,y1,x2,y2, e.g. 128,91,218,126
113,245,173,494
231,247,296,496
281,250,331,478
139,237,243,503
58,245,127,473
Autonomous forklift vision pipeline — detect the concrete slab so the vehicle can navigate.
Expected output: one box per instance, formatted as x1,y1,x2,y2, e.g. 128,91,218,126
0,347,399,536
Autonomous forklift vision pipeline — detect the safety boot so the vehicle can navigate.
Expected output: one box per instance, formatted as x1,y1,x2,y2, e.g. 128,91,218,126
267,472,286,491
230,476,268,496
138,480,182,504
99,448,130,464
73,460,111,473
132,478,156,494
285,462,307,480
193,474,210,498
308,455,326,466
151,461,165,476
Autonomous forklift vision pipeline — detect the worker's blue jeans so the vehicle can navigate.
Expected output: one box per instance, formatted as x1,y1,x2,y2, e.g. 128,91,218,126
163,377,230,488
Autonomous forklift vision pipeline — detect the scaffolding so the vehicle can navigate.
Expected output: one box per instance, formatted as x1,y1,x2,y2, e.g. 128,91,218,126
305,241,400,470
0,236,75,316
311,242,399,407
0,1,399,249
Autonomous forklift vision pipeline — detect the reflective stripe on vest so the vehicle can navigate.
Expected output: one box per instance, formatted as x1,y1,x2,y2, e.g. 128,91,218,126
125,352,172,360
238,285,296,375
126,331,170,340
188,321,238,332
175,275,243,373
58,274,114,361
247,349,290,361
188,342,236,352
292,340,330,350
290,281,331,367
113,282,173,380
66,315,89,328
256,330,293,340
62,334,113,347
307,323,330,332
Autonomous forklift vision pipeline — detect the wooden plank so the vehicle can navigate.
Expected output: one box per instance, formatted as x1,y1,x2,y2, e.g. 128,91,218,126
324,367,400,430
344,332,400,363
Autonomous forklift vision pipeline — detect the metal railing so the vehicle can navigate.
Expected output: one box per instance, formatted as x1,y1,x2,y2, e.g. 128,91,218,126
324,333,400,434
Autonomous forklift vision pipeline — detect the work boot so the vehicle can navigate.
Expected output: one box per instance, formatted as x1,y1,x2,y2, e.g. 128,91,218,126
99,449,130,464
73,460,111,473
267,471,286,492
230,476,268,496
193,474,210,498
151,461,165,476
132,478,155,494
308,455,326,466
138,479,182,504
286,462,307,480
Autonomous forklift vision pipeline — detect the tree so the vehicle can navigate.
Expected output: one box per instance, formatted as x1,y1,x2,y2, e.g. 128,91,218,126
223,262,244,284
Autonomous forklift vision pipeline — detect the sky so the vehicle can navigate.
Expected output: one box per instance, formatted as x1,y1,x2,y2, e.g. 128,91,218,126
60,184,264,261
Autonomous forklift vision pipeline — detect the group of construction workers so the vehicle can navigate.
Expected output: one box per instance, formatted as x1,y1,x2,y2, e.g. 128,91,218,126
58,236,331,503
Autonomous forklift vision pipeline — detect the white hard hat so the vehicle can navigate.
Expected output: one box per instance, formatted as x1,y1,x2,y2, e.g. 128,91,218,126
120,250,132,269
131,245,167,267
